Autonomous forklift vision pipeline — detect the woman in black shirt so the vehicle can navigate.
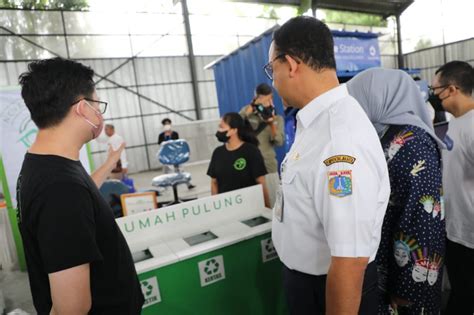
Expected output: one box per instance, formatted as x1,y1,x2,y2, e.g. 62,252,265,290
207,112,270,207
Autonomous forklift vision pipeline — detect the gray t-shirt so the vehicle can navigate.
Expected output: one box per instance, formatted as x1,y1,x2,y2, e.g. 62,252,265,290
443,109,474,248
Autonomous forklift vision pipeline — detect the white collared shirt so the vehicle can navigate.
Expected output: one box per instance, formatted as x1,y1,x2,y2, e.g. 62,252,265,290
272,84,390,276
108,134,128,169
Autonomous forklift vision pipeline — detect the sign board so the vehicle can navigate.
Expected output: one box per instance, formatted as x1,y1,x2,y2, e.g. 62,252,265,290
121,192,157,216
116,185,265,241
140,276,161,308
261,237,278,263
334,37,381,72
198,255,226,287
0,86,92,206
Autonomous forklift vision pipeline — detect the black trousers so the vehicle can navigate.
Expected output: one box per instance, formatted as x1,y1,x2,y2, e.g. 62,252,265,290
445,238,474,315
283,261,378,315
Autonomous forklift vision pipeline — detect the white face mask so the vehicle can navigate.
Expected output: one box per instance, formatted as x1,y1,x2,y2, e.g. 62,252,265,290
76,101,104,140
163,124,172,131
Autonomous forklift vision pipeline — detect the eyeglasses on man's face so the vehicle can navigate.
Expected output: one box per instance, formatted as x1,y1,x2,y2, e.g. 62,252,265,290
428,85,448,93
71,98,108,114
263,53,286,80
428,85,458,96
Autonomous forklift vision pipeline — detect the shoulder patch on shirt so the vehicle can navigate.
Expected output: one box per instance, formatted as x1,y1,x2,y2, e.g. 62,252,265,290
323,155,356,166
328,170,352,197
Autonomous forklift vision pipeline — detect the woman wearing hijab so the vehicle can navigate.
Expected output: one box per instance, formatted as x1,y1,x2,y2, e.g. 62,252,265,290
347,68,445,315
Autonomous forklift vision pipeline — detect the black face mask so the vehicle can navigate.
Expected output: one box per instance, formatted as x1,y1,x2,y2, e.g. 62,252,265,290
215,130,230,143
428,93,445,112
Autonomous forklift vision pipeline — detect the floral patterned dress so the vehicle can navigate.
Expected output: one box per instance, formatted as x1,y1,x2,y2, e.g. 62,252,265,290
376,124,445,315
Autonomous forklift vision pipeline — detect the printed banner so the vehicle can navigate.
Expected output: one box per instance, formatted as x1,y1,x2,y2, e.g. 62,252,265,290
334,37,381,72
0,86,91,205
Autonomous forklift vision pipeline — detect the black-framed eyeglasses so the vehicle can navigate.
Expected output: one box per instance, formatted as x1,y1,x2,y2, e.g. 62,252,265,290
263,53,286,80
428,85,448,93
71,98,108,114
428,85,458,96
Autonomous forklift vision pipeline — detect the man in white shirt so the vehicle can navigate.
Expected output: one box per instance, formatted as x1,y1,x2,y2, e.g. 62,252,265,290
430,61,474,314
104,124,128,179
267,16,390,315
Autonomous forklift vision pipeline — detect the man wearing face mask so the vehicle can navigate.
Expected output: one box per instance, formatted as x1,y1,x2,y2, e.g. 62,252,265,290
158,118,179,145
240,83,284,207
430,61,474,315
16,58,144,315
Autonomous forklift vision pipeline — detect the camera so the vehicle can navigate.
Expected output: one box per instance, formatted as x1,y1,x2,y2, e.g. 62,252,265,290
252,103,274,121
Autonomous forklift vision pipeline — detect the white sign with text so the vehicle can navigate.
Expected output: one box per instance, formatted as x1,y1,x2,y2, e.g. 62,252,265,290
198,255,226,287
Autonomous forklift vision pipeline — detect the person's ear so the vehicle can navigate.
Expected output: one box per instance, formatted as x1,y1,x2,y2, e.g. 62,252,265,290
285,55,300,78
228,128,237,137
447,85,459,96
74,100,84,116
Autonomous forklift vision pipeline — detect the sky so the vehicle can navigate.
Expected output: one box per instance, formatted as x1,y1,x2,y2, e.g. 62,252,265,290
86,0,474,55
400,0,474,52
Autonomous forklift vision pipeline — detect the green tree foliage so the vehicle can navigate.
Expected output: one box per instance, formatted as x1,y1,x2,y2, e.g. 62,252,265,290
258,5,279,19
1,0,88,10
323,9,387,27
297,0,311,15
414,38,433,50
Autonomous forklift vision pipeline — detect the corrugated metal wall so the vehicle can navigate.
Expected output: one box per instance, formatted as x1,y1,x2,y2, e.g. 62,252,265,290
404,38,474,81
0,55,220,173
211,29,287,167
212,29,282,115
210,29,400,168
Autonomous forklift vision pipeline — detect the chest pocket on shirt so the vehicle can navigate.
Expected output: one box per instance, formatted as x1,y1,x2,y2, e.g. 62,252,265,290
282,169,297,185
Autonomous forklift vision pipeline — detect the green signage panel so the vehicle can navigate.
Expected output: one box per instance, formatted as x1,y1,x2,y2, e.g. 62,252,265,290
138,233,287,315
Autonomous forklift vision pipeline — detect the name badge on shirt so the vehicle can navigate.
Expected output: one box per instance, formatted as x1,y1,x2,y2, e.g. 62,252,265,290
274,184,284,222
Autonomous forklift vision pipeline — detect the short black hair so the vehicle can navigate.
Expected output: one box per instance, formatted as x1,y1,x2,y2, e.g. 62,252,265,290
436,61,474,95
162,118,171,125
105,124,115,129
255,83,272,96
19,57,95,129
273,16,336,71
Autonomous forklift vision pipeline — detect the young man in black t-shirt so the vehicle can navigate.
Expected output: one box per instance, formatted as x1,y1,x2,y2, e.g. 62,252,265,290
157,118,179,145
16,58,144,315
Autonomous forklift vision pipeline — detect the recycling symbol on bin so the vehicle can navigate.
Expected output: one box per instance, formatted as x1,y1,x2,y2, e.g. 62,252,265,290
204,259,220,275
265,239,275,253
141,280,154,297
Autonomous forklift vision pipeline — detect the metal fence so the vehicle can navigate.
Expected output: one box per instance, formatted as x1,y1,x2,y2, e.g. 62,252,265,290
0,55,220,173
0,7,283,173
2,8,472,174
404,37,474,81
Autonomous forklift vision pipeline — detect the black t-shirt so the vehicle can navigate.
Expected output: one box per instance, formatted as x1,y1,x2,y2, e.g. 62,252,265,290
16,153,144,315
158,131,179,144
207,142,267,193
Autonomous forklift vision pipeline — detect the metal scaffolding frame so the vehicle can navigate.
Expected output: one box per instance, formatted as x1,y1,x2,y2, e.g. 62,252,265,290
0,5,210,170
